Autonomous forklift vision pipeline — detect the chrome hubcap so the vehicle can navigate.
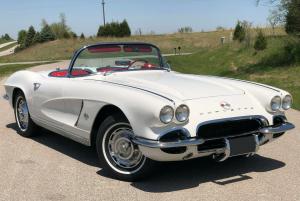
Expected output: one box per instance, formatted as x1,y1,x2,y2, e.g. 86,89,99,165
107,126,143,169
16,97,29,131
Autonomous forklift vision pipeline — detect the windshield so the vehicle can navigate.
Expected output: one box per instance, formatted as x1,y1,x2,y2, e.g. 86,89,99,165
71,44,164,75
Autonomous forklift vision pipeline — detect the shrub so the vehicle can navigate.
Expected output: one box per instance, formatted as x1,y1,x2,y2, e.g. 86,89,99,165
233,21,246,42
254,30,267,51
284,38,300,63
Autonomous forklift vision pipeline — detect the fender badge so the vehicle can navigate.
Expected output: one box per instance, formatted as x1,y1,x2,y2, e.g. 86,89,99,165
220,101,231,110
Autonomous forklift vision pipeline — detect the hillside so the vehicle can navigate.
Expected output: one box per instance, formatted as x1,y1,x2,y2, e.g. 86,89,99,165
0,28,285,63
169,36,300,109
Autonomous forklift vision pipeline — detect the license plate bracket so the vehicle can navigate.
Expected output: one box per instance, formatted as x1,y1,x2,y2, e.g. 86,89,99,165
229,135,257,156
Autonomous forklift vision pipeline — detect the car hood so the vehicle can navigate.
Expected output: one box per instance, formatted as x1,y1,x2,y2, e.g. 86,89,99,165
94,71,245,101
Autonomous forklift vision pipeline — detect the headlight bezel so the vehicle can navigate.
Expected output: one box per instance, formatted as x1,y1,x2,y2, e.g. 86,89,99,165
159,105,174,124
282,95,292,110
270,96,281,111
175,104,190,122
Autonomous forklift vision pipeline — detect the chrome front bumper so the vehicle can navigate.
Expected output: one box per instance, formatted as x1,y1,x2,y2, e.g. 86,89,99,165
133,122,295,161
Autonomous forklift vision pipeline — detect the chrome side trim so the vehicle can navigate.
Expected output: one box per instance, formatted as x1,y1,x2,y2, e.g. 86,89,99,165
132,137,205,148
259,122,295,134
3,94,9,100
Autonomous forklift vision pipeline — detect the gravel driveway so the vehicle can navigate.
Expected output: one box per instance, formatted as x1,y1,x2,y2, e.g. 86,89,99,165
0,62,299,201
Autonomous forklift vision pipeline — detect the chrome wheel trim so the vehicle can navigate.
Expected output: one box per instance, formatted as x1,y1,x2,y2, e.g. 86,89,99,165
102,123,146,175
15,96,29,132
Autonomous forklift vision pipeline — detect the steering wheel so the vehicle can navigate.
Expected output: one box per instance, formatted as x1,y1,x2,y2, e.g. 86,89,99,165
128,59,149,69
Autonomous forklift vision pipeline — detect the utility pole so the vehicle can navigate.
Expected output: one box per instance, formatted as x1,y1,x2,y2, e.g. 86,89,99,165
102,0,106,26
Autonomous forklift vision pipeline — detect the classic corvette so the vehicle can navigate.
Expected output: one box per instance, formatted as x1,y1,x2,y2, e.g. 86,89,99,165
3,42,295,181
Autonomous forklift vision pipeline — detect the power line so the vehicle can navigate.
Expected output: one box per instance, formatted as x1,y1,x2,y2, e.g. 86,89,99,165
102,0,106,26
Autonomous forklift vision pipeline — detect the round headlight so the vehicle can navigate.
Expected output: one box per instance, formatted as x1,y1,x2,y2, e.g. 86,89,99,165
282,95,292,110
175,105,190,122
159,106,174,124
270,96,281,111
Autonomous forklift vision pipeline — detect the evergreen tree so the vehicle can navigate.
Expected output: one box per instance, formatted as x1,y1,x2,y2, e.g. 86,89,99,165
120,20,131,37
80,33,85,39
40,24,56,42
3,33,11,41
285,0,300,35
97,20,131,37
233,21,246,42
254,30,267,51
33,32,42,43
17,30,27,45
24,26,36,47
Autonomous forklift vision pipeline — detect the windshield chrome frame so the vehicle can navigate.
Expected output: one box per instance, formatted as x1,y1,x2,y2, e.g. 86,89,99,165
67,42,165,78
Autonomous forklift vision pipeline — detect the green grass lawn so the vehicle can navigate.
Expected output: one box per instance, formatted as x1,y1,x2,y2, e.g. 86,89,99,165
0,62,54,78
169,37,300,110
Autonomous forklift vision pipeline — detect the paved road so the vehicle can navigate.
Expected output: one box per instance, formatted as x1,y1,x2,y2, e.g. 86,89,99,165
0,41,17,49
0,62,299,201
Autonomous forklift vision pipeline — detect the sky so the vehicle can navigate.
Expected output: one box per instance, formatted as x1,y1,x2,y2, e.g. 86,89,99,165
0,0,271,39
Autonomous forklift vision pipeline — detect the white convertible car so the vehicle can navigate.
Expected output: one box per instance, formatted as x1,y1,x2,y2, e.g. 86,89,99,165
3,42,295,181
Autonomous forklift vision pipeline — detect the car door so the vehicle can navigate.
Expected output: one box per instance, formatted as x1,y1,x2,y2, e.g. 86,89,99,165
31,76,65,129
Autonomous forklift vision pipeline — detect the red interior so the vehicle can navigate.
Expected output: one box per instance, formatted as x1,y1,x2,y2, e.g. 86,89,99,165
49,69,90,77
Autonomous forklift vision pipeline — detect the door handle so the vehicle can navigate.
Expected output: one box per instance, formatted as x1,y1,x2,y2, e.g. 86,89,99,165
33,83,41,91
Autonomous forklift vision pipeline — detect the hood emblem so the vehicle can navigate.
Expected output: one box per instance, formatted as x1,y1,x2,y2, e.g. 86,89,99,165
220,101,231,110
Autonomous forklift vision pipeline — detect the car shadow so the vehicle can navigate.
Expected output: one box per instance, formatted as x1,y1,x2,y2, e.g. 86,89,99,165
6,123,99,167
7,122,285,192
126,155,285,192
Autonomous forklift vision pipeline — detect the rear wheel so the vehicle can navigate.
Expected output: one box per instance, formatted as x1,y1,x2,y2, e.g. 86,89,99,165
14,91,39,137
96,114,153,181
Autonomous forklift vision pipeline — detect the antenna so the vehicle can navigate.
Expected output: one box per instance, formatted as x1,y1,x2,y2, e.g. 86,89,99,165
102,0,106,26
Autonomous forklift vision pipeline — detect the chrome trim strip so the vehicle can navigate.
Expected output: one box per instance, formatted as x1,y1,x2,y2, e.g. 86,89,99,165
132,137,205,148
3,94,9,100
259,122,295,134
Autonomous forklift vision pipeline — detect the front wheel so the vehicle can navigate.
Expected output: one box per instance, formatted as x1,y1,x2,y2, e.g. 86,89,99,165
14,91,39,137
96,114,154,181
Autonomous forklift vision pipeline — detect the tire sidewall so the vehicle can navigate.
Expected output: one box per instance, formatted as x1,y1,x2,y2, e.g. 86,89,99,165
96,114,152,181
14,91,38,137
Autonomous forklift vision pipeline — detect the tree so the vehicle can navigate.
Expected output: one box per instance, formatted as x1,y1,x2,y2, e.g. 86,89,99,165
80,33,85,39
33,32,42,43
17,30,27,44
233,21,246,42
268,9,283,35
178,26,193,33
40,24,56,42
120,20,131,37
24,26,36,47
70,32,77,39
3,33,12,41
97,20,131,37
254,29,268,51
285,0,300,35
50,13,72,39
